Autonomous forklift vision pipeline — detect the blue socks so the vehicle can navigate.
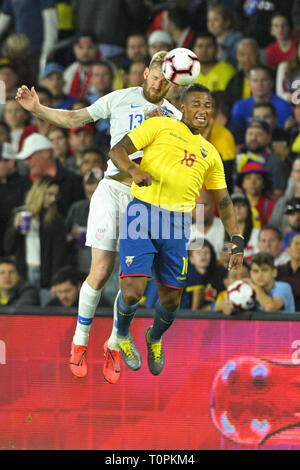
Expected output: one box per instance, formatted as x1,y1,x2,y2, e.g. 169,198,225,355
116,291,140,337
150,299,178,341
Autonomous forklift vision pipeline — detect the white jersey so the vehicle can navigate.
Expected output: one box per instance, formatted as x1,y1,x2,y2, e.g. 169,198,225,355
86,86,182,177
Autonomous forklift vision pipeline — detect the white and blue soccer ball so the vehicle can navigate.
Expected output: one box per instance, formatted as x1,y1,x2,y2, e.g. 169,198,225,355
162,48,201,86
227,280,256,311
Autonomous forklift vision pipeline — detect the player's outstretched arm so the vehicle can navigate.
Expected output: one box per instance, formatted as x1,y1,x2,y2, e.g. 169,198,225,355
109,135,153,187
209,188,244,271
15,85,92,129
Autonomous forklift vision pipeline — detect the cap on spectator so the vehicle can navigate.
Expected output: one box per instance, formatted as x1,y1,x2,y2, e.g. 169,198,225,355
69,124,94,136
231,193,248,204
235,160,269,187
43,62,64,78
16,133,52,160
148,30,173,46
0,142,16,160
285,197,300,214
247,118,271,134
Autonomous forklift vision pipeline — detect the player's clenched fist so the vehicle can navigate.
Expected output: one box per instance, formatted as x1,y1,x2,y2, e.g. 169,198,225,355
15,85,40,113
130,167,153,187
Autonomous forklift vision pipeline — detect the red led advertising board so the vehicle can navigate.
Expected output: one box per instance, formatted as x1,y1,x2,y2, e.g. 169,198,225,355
1,314,300,450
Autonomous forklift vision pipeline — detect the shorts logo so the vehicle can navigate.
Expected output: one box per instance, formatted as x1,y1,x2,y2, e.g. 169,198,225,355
125,256,135,267
96,228,106,240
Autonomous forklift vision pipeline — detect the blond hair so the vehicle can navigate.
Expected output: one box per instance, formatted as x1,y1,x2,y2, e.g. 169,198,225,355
149,50,168,70
25,175,58,227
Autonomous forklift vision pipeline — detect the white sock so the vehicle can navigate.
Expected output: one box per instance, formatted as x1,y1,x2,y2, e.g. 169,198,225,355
73,280,102,346
107,290,121,351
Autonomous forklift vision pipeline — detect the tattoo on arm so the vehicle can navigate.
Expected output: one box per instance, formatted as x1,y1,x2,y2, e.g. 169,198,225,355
217,195,232,211
119,135,137,155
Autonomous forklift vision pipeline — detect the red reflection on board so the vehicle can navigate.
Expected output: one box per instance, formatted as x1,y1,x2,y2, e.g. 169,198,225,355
210,356,300,446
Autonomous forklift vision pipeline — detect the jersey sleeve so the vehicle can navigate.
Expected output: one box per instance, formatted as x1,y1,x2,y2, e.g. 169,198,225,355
86,90,117,121
203,146,227,190
127,116,163,150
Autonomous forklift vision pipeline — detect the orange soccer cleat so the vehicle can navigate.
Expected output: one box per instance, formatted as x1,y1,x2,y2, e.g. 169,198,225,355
69,342,88,378
103,340,121,384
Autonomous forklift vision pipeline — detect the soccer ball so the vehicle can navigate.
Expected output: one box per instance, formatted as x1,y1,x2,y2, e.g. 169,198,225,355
162,48,201,86
227,280,256,311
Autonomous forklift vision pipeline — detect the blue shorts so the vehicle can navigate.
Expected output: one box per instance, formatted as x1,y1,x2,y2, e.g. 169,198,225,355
120,198,191,288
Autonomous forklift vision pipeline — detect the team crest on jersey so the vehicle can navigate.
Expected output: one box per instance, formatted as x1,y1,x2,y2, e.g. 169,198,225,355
125,256,135,267
200,146,208,158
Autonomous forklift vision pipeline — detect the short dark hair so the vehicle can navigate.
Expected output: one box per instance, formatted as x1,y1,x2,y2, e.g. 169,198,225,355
249,64,274,80
250,252,275,268
194,32,217,47
0,257,17,269
167,6,190,30
252,101,277,118
259,224,283,241
51,266,82,287
180,83,211,104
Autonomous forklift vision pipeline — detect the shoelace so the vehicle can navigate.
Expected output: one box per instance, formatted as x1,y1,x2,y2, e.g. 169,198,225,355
119,340,134,359
150,342,162,362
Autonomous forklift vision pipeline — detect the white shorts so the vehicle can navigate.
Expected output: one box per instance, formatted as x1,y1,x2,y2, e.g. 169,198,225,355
85,177,133,252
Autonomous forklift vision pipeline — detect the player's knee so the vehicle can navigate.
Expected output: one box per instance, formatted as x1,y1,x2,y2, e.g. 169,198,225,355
160,297,181,313
122,290,142,306
121,278,146,306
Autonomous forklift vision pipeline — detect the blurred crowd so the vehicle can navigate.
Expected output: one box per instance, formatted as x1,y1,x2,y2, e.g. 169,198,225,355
0,0,300,314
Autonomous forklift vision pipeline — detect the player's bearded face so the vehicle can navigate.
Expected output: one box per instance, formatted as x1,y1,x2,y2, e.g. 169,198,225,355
142,67,171,103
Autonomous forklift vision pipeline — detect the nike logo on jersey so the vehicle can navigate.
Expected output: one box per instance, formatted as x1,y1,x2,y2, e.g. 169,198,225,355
130,104,141,108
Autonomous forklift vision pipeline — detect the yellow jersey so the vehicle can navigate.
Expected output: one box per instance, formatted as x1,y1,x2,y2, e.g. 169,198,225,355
128,117,227,212
194,62,236,92
208,120,236,162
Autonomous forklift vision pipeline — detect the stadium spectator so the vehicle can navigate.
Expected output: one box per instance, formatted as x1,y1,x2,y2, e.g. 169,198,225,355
269,157,300,228
232,0,294,49
0,121,10,143
40,62,76,109
3,98,30,152
125,33,149,65
3,175,67,305
238,118,289,199
66,124,95,175
0,142,31,256
63,32,100,99
162,5,195,49
252,102,290,162
277,233,300,311
207,4,244,68
282,197,300,248
258,225,291,266
0,61,21,119
202,91,236,192
235,159,276,226
249,251,295,313
0,257,40,308
79,148,107,177
190,190,225,260
231,65,294,145
276,37,300,102
230,193,260,260
193,32,236,92
71,0,148,60
48,127,72,166
4,32,32,85
16,133,85,216
47,266,82,308
18,86,54,150
0,0,58,83
127,61,148,87
225,38,260,105
181,238,227,311
147,30,173,58
214,260,251,314
87,62,115,103
266,12,297,70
